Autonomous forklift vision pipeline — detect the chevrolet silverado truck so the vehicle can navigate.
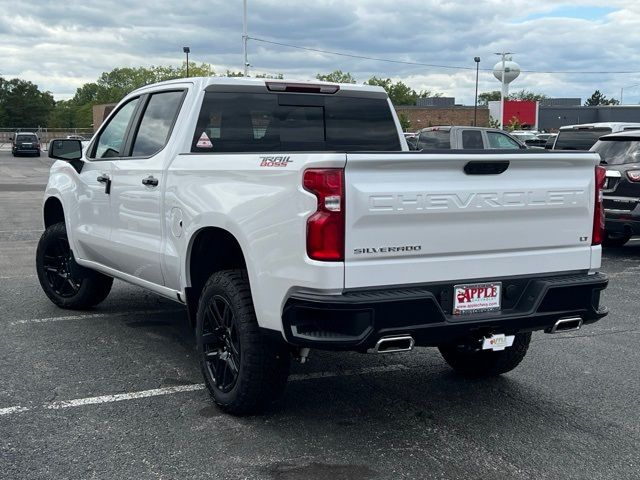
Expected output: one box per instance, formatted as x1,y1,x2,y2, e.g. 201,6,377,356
38,77,608,414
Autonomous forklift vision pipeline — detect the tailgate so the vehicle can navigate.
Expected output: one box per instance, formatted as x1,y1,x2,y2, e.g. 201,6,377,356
344,152,599,289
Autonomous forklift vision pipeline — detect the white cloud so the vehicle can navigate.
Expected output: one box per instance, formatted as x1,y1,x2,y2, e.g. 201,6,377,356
1,0,639,104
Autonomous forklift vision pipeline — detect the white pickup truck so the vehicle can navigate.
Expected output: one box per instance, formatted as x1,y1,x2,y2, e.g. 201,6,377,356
39,77,608,414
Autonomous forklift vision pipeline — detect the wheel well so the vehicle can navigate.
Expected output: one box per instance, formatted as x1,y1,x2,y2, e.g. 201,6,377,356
186,227,247,325
43,197,65,228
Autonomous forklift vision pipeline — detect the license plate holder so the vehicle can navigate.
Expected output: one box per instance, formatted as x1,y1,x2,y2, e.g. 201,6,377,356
453,282,501,315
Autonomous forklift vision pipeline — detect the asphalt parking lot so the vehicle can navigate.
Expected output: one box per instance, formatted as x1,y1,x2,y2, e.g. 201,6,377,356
0,150,638,480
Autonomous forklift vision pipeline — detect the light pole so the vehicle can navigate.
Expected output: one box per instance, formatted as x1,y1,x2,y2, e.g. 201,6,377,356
620,83,640,104
473,56,480,126
242,0,249,76
183,46,190,77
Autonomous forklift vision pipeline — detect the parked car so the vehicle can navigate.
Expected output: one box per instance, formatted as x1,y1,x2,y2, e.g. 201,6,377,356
403,132,418,150
544,134,558,150
510,131,547,148
536,133,553,141
416,126,527,150
66,135,86,141
591,130,640,247
553,122,640,151
40,77,608,414
11,132,41,157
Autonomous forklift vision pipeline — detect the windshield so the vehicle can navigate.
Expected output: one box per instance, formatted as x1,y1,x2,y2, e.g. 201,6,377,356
591,139,640,165
16,135,36,142
554,128,611,150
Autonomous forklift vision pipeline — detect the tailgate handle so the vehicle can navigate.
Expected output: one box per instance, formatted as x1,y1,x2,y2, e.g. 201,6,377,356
464,161,510,175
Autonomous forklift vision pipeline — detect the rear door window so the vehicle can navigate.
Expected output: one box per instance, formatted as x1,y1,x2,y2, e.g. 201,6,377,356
131,91,184,157
191,92,401,152
461,130,484,149
554,128,611,150
417,130,450,149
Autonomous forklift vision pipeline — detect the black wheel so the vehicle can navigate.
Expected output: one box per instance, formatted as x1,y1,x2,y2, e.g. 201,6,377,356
196,270,290,415
36,222,113,309
438,332,531,378
602,231,631,248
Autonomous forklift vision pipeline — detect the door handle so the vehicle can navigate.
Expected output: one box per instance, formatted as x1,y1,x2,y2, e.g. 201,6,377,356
142,176,159,187
96,174,111,194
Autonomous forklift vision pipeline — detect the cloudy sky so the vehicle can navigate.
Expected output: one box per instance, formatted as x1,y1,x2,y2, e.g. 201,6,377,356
2,0,640,104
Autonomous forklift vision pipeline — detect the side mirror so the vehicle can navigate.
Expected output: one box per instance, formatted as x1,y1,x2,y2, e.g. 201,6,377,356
49,139,82,161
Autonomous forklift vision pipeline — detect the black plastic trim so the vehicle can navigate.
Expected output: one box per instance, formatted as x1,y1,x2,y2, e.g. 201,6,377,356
282,272,608,351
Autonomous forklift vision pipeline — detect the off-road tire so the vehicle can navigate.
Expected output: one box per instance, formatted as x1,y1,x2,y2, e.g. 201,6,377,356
602,231,631,248
196,269,290,415
438,332,532,378
36,222,113,309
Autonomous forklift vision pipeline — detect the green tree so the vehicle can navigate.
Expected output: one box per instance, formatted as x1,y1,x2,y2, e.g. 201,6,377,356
585,90,620,106
506,116,522,131
478,91,501,105
509,89,548,102
254,72,284,79
0,78,55,127
365,77,423,105
316,70,356,83
48,100,77,128
398,112,411,131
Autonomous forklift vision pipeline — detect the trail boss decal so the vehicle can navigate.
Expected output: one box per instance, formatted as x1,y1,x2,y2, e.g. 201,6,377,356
259,156,292,167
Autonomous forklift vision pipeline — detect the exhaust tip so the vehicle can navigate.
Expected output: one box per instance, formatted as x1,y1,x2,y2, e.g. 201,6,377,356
547,316,583,334
374,335,415,353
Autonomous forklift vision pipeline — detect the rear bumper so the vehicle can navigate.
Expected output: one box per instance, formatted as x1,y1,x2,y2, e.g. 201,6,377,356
281,272,608,350
605,206,640,235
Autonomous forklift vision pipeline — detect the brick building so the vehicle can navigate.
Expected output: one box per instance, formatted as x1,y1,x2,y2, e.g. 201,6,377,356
395,106,490,132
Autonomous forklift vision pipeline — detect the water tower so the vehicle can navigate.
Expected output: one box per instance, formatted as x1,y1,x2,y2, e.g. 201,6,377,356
493,54,521,129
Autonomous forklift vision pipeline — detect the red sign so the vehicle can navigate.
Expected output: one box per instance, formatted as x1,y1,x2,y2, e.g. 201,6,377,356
503,100,538,128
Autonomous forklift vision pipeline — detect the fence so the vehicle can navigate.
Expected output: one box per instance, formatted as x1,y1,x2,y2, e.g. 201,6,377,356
0,128,94,150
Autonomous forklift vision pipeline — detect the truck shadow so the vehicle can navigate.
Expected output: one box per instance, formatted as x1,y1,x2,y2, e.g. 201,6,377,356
602,241,640,258
245,351,628,478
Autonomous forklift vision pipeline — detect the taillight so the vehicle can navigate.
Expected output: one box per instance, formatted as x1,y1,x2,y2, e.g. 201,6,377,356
592,165,606,245
627,170,640,182
303,168,344,261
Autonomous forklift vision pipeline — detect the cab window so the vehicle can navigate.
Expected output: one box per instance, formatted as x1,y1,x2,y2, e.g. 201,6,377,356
461,130,484,149
487,131,521,149
131,91,184,157
92,98,140,159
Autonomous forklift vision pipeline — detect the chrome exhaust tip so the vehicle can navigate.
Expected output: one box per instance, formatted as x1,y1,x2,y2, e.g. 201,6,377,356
547,316,583,334
373,335,415,353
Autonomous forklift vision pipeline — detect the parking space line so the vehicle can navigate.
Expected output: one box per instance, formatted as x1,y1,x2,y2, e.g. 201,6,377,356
46,384,206,410
0,406,30,415
9,308,185,326
0,364,408,417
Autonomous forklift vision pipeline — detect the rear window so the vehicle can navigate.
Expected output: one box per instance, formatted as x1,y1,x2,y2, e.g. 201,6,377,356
191,92,401,152
591,139,640,165
417,130,451,149
554,128,611,150
16,135,36,142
